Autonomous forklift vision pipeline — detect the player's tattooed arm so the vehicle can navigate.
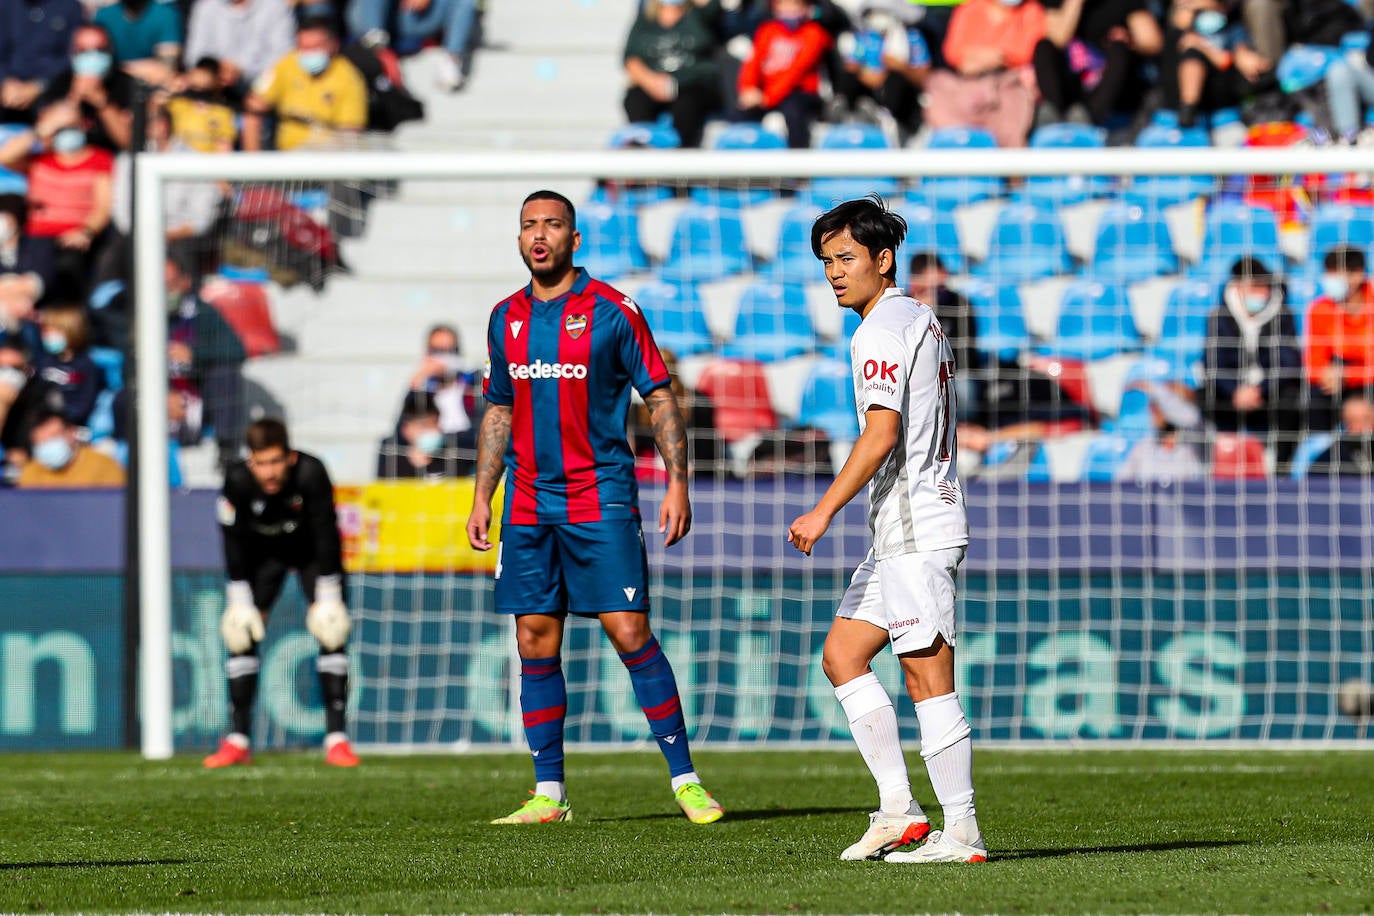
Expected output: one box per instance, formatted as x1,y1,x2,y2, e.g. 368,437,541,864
645,387,689,485
473,404,512,502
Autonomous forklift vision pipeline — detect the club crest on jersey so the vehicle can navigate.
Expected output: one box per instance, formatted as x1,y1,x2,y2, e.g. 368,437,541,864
565,314,588,339
290,495,304,511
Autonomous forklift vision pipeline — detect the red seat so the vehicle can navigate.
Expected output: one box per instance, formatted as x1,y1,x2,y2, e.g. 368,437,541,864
695,358,778,443
1212,432,1267,479
201,278,280,358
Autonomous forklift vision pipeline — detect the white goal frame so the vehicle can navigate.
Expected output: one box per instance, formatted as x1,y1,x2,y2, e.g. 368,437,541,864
134,146,1374,759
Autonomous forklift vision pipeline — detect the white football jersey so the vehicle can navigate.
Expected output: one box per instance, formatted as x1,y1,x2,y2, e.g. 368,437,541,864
850,287,969,558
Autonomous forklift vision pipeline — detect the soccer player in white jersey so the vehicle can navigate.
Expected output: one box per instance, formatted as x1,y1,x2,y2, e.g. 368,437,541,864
788,196,985,864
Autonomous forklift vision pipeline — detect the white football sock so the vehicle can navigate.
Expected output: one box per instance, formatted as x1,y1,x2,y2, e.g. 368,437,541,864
915,691,978,843
835,672,914,815
670,772,701,792
535,780,566,803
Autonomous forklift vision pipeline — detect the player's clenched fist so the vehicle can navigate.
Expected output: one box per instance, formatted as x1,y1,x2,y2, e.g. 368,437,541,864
787,509,832,556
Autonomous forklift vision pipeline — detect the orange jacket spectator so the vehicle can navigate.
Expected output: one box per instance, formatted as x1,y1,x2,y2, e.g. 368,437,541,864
738,18,833,109
942,0,1047,73
1305,283,1374,389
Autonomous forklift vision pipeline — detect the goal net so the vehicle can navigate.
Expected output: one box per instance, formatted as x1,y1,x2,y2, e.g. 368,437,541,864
133,141,1374,757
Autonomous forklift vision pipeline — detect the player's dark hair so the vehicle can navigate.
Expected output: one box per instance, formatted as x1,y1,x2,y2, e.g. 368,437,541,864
0,192,26,224
1324,245,1366,273
909,251,948,275
400,389,440,421
522,190,576,228
246,417,290,454
811,195,907,280
426,323,460,351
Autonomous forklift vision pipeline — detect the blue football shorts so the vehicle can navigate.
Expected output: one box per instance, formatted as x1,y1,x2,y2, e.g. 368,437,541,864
493,518,651,616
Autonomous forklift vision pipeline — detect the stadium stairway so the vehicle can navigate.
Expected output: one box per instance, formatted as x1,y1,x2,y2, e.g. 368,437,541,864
231,0,638,484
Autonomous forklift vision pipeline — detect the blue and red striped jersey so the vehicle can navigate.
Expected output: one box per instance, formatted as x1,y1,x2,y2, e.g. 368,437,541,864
483,267,671,525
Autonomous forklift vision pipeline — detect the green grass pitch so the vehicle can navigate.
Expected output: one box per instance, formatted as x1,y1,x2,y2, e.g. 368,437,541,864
1,748,1371,914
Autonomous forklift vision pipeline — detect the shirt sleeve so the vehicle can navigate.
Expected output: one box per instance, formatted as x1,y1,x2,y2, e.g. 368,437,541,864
852,322,912,413
300,458,344,579
483,306,513,406
218,470,250,582
333,60,368,130
252,57,284,105
614,297,671,397
153,4,183,48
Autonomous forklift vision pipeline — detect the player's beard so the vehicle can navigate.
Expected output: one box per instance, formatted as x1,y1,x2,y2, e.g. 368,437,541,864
522,248,574,283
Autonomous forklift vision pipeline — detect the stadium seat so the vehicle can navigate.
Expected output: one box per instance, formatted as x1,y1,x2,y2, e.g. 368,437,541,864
1038,280,1139,361
808,123,899,206
1022,123,1112,206
960,279,1030,362
1212,432,1268,479
609,121,681,149
1080,432,1139,482
721,282,816,362
796,358,860,441
1089,202,1177,283
633,280,714,356
1190,201,1285,283
1145,278,1216,380
89,347,125,391
695,358,779,442
715,122,788,151
200,279,281,358
0,125,29,194
916,127,1003,208
658,203,752,283
1113,387,1154,436
1289,431,1338,478
690,124,789,208
576,201,650,280
1126,124,1216,206
762,202,826,282
1305,203,1374,273
900,199,964,273
974,201,1072,284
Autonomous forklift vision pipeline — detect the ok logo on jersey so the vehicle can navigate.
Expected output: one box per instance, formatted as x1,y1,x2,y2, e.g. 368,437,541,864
863,359,899,383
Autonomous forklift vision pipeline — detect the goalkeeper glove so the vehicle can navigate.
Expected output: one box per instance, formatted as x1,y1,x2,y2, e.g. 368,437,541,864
307,575,351,651
220,581,265,654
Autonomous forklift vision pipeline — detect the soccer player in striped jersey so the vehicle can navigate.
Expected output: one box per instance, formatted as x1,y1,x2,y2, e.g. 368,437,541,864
465,190,723,826
788,197,985,863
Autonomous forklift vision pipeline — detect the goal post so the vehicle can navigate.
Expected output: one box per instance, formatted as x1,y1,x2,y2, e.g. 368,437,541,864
133,146,1374,759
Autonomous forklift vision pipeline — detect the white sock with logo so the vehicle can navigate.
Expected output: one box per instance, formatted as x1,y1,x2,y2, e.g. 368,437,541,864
835,672,915,815
915,691,978,844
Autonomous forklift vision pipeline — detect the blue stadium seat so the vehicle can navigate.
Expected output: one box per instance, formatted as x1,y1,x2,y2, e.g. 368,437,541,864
974,201,1072,284
721,282,816,362
916,127,1003,208
1022,123,1111,206
1089,202,1177,283
690,123,789,207
797,358,860,441
633,280,714,356
610,121,681,149
961,279,1030,362
658,203,752,283
900,199,964,273
763,202,826,282
1305,203,1374,273
1290,431,1337,478
808,123,899,206
577,201,649,280
89,347,125,391
0,125,29,194
1038,280,1139,360
1145,278,1216,380
1113,387,1154,436
822,306,863,362
1190,201,1284,283
714,122,787,151
1126,124,1216,206
1080,432,1139,482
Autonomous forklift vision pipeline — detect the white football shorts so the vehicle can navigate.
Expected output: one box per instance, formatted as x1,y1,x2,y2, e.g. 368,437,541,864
835,545,967,654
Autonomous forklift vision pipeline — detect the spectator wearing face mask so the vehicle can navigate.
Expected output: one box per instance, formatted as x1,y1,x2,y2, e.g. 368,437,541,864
0,0,84,125
1201,256,1303,466
0,339,65,478
376,388,476,479
736,0,833,148
1305,246,1374,430
0,194,55,317
622,0,723,149
1117,381,1206,483
401,323,477,435
243,18,368,151
93,0,183,86
35,303,103,428
33,24,136,151
17,407,125,488
833,0,932,140
1160,0,1273,129
1307,392,1374,475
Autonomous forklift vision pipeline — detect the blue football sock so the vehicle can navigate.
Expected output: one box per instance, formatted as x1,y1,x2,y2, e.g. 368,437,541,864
620,637,695,777
520,655,566,783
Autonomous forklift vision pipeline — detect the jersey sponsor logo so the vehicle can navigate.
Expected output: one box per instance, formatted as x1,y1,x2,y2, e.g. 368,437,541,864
216,496,236,526
508,359,588,380
890,616,921,631
510,319,524,339
863,359,899,383
623,586,638,601
564,313,588,339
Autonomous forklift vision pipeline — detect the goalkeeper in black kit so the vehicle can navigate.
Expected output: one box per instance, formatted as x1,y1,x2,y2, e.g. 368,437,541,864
206,417,359,768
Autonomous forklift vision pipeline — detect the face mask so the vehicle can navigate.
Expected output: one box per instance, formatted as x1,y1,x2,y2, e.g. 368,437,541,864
52,128,86,154
863,10,895,33
42,332,68,355
1321,275,1350,301
298,51,330,76
436,353,464,375
0,365,26,392
1244,292,1270,314
33,436,74,470
777,14,806,28
1193,10,1227,36
72,49,113,78
0,216,14,243
414,429,444,455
